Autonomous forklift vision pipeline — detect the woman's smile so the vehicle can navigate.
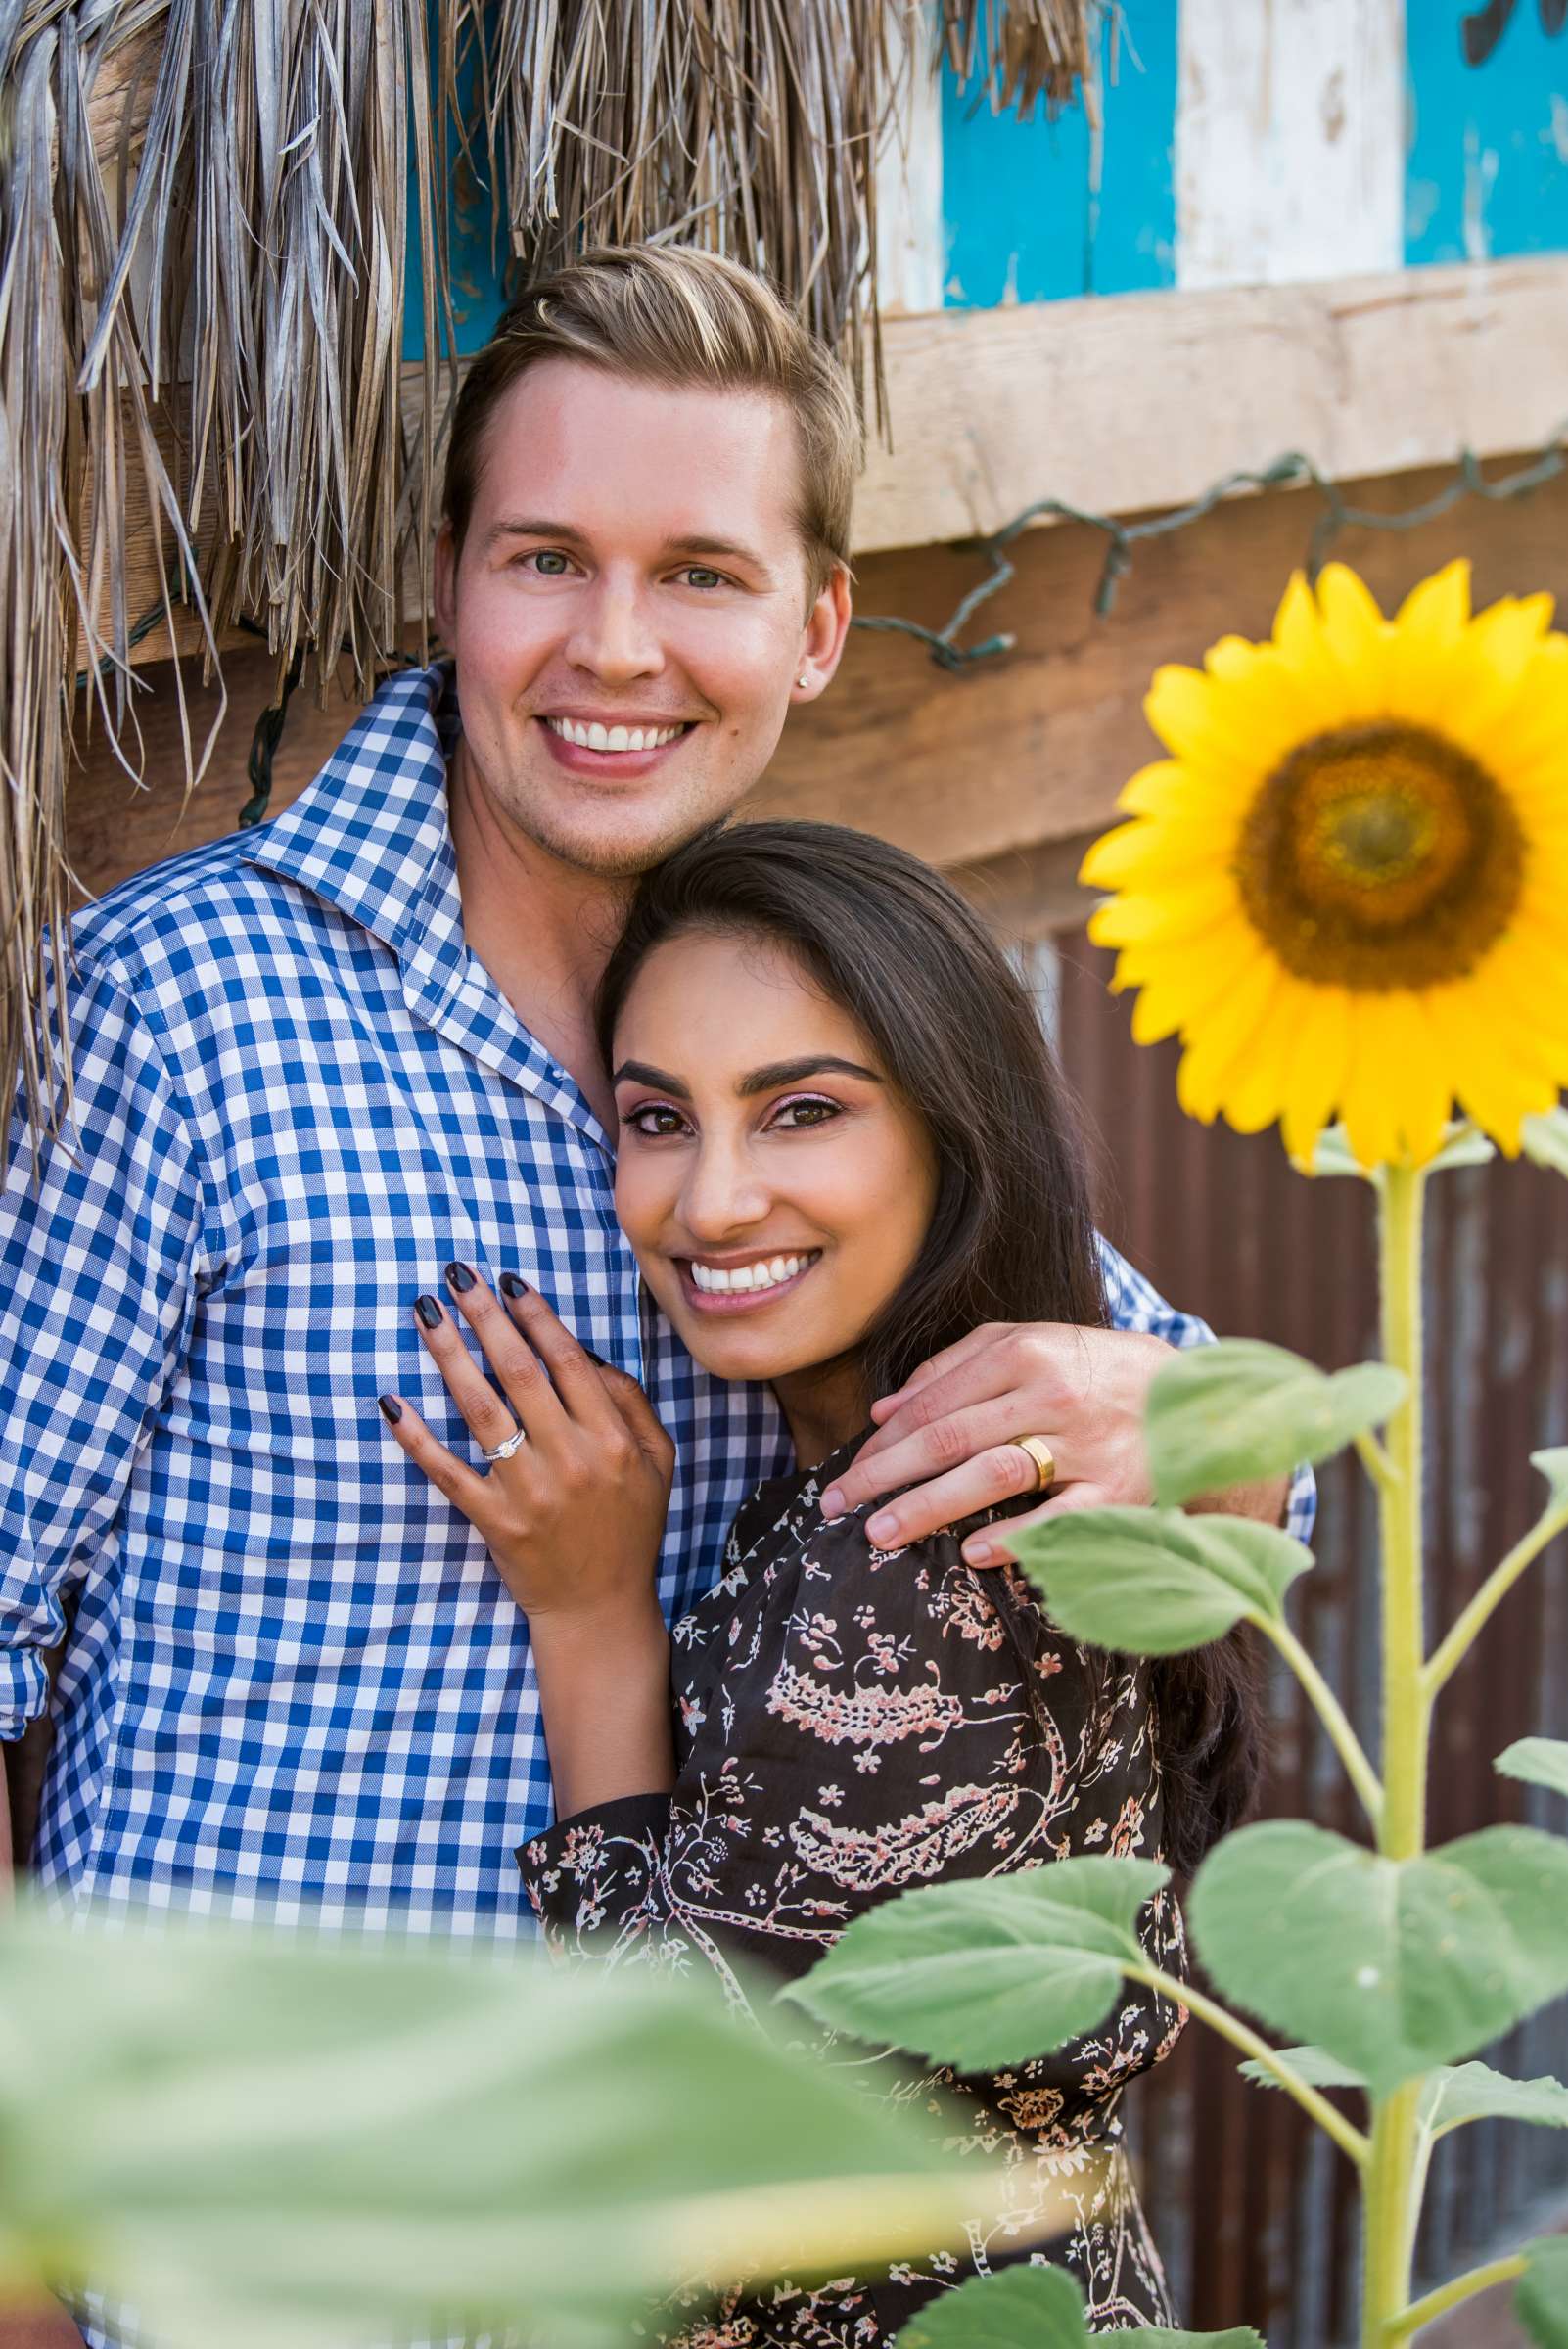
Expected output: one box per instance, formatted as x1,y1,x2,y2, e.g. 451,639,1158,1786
678,1247,823,1311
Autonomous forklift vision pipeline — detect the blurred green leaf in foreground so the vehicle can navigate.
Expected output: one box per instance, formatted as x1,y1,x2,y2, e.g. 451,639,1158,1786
0,1894,1028,2349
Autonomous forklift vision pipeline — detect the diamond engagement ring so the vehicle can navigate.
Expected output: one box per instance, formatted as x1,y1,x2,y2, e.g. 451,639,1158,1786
482,1428,527,1464
1009,1435,1055,1492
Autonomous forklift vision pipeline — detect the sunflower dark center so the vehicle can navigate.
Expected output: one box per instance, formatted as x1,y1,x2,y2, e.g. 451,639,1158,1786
1236,721,1524,990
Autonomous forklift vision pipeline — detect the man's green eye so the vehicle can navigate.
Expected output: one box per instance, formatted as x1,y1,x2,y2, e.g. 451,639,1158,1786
685,568,722,589
531,551,570,575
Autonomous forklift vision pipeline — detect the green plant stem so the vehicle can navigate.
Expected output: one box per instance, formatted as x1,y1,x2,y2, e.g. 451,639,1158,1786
1129,1966,1369,2168
1383,2252,1529,2339
1376,1161,1429,1864
1262,1618,1385,1829
1423,1499,1568,1699
1361,1160,1430,2349
1356,1430,1396,1493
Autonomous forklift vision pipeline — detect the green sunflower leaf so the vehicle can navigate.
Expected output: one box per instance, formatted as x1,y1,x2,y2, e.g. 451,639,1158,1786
1189,1821,1568,2097
1518,2235,1568,2348
0,1896,988,2349
1017,1507,1312,1655
895,2265,1090,2348
1237,2046,1366,2094
783,1859,1169,2072
1521,1106,1568,1178
891,2263,1265,2348
1497,1738,1568,1800
1422,2061,1568,2138
1234,2048,1568,2140
1144,1339,1405,1505
1426,1122,1499,1174
1126,2334,1268,2346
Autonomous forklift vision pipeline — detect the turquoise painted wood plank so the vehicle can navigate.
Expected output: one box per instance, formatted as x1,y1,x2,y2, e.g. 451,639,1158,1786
940,2,1177,306
402,23,508,365
1407,4,1568,265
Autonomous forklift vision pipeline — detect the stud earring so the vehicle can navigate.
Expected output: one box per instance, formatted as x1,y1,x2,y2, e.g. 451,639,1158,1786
797,674,809,689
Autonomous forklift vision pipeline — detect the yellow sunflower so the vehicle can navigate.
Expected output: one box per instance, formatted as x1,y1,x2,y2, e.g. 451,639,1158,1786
1079,559,1568,1169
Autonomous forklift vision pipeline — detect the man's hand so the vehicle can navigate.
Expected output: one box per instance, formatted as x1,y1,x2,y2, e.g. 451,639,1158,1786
820,1322,1288,1565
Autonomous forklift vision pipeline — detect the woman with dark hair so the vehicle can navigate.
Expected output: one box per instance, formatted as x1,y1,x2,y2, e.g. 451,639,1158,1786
380,821,1264,2337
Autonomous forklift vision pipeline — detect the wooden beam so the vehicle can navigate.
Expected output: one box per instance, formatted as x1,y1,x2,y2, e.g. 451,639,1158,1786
848,256,1568,551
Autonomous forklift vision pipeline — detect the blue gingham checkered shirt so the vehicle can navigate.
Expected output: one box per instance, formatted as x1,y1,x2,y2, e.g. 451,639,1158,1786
1,662,1315,1937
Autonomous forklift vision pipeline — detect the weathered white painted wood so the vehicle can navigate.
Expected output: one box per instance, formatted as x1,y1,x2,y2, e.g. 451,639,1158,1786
1176,0,1407,290
874,3,946,316
850,254,1568,551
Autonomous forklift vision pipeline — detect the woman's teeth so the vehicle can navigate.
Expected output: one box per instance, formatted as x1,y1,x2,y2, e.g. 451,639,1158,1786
545,716,685,753
690,1253,814,1295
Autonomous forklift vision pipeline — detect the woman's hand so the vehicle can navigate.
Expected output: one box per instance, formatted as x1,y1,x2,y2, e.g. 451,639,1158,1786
378,1266,675,1631
378,1267,678,1818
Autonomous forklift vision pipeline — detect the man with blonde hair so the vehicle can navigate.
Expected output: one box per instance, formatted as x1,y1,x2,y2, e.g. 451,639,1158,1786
0,243,1307,2347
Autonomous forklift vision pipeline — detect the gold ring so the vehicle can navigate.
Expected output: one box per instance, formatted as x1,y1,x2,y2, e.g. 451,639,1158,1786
1010,1435,1055,1493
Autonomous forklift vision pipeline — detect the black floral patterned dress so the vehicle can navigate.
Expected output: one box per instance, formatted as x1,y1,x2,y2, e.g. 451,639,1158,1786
519,1437,1187,2340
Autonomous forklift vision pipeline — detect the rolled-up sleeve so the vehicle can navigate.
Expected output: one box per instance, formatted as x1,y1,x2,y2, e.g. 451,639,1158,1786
0,958,206,1738
1097,1235,1318,1547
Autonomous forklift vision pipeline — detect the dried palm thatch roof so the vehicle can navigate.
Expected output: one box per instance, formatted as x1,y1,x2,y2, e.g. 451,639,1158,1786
0,0,1093,1158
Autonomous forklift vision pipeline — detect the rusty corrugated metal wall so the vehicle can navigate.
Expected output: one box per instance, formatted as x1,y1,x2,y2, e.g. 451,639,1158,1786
1049,932,1568,2346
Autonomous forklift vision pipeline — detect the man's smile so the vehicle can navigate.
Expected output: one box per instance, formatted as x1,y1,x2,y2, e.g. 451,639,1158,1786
536,712,699,776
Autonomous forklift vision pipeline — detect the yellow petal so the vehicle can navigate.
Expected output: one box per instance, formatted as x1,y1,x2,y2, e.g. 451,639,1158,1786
1272,573,1333,681
1421,984,1561,1151
1433,594,1559,752
1079,811,1236,891
1276,985,1354,1165
1220,1016,1290,1133
1464,934,1568,1070
1338,1005,1408,1171
1374,561,1471,731
1477,636,1568,775
1117,760,1208,818
1142,658,1305,783
1087,870,1240,949
1126,921,1268,1043
1392,558,1472,644
1317,563,1389,658
1175,955,1286,1124
1079,822,1149,889
1377,996,1455,1166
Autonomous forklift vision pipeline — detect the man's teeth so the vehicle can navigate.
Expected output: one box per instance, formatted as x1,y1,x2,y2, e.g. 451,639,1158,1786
690,1254,813,1295
546,716,685,753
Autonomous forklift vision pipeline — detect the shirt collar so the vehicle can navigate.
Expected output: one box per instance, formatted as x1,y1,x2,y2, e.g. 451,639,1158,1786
245,659,611,1148
244,661,460,958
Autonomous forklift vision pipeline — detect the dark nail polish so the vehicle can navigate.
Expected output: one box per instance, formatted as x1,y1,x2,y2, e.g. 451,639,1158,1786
499,1271,530,1300
378,1393,403,1424
415,1294,442,1328
445,1261,476,1292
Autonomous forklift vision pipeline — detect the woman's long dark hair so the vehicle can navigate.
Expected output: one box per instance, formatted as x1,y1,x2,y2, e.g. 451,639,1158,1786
595,820,1261,1872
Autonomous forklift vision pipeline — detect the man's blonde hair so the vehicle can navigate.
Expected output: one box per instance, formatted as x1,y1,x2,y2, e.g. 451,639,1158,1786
442,246,860,596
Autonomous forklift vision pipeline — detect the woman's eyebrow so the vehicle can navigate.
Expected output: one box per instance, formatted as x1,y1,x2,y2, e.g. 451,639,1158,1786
613,1059,689,1095
737,1056,883,1096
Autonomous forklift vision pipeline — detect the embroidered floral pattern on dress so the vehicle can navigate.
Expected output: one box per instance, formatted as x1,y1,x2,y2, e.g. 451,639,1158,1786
766,1660,967,1747
519,1439,1188,2341
790,1782,1020,1889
